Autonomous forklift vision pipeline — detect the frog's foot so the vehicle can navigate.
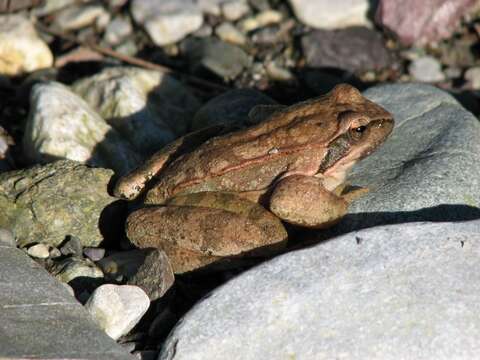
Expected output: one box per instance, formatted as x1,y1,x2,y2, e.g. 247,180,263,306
126,192,287,274
269,175,349,229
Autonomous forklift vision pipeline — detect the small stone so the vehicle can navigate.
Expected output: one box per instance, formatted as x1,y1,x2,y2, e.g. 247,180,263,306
192,24,213,38
107,0,129,8
0,15,53,76
408,56,445,83
60,236,83,257
54,4,110,31
50,256,104,284
191,88,277,130
239,10,283,32
127,249,175,301
0,228,15,247
444,67,462,80
24,82,141,176
133,350,158,360
265,61,294,82
49,247,62,258
32,0,76,16
182,38,251,80
302,27,393,73
83,247,106,262
120,342,138,353
375,0,478,46
248,0,270,11
0,126,13,160
27,244,50,259
104,15,133,46
215,22,248,46
131,0,204,46
221,0,250,21
464,67,480,89
85,284,150,340
288,0,372,29
196,0,222,15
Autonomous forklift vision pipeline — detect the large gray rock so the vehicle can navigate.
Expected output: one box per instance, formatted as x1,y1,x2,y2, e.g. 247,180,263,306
0,244,133,359
0,160,121,248
160,220,480,359
158,83,480,359
72,67,200,150
24,82,141,176
344,83,480,231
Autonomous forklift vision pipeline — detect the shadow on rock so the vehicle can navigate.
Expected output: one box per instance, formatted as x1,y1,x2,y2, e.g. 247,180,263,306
298,204,480,245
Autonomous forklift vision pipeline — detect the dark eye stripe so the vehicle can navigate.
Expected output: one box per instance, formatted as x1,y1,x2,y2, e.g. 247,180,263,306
318,134,351,172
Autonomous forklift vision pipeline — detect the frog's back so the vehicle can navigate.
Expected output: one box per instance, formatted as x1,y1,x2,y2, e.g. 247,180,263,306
146,97,338,203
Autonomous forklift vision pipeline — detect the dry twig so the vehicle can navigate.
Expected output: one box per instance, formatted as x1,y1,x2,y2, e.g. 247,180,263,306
35,21,229,93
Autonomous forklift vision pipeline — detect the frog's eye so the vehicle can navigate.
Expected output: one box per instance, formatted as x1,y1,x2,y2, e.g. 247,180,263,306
349,124,368,141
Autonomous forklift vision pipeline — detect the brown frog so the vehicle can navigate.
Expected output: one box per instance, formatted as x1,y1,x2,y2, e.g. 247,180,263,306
115,84,394,273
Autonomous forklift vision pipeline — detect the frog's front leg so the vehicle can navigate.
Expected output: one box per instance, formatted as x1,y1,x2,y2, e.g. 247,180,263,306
125,192,287,273
269,175,359,229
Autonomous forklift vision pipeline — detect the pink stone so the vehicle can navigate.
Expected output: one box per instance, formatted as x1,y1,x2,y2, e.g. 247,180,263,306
375,0,478,45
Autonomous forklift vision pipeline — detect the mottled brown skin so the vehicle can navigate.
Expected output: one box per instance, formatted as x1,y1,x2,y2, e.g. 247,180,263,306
116,84,394,273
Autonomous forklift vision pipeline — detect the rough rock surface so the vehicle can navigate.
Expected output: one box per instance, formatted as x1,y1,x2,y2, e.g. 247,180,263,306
0,160,121,248
24,81,141,175
288,0,372,29
375,0,479,45
85,284,150,340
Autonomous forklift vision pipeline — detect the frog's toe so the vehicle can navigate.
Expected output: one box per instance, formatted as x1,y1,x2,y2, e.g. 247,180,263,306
270,175,348,229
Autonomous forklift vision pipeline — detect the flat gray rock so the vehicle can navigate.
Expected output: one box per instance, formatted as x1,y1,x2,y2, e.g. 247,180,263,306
0,244,133,359
160,220,480,360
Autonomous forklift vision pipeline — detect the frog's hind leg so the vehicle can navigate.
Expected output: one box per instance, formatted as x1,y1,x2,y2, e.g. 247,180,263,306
269,175,350,229
126,192,288,273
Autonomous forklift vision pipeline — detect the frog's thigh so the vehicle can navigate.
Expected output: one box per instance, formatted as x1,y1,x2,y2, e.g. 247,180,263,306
126,192,287,272
269,175,348,228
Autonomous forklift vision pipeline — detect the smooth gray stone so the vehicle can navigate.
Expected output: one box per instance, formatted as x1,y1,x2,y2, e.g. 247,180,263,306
0,245,133,359
159,220,480,360
341,83,480,232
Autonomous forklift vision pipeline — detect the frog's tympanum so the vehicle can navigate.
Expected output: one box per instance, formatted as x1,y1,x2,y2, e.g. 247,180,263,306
115,84,394,273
